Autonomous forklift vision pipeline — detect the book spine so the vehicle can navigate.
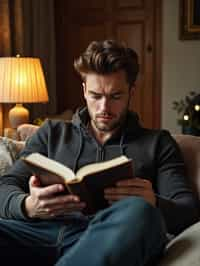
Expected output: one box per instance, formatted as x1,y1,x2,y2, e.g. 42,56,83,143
65,184,74,195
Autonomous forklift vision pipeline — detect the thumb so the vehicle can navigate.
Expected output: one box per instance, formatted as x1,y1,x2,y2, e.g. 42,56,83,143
29,175,41,187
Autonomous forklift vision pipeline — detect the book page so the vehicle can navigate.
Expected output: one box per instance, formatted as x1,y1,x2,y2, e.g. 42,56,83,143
74,155,131,182
23,153,75,182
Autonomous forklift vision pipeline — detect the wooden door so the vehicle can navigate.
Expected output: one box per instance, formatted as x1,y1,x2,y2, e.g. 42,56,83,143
55,0,162,129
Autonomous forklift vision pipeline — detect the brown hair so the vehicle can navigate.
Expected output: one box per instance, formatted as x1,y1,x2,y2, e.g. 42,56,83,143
74,40,139,87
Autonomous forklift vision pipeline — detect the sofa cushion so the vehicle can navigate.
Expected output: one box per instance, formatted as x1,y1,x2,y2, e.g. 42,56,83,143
0,137,25,176
17,124,40,141
159,221,200,266
172,134,200,203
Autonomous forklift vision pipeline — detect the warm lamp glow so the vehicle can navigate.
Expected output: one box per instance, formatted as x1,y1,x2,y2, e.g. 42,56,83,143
194,104,200,111
0,57,49,128
183,114,189,121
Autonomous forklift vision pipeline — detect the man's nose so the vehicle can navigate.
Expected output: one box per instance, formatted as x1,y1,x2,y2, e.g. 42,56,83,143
99,97,110,112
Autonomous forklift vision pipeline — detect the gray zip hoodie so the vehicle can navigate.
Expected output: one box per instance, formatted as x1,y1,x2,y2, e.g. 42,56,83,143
0,107,198,235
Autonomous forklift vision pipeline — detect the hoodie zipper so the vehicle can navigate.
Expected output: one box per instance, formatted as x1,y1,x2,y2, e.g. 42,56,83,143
98,146,105,161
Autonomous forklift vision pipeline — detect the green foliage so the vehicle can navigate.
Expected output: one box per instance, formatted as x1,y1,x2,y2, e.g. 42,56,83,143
33,117,45,126
172,91,200,129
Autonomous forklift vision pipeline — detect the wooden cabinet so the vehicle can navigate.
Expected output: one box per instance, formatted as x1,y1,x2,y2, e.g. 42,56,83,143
55,0,162,128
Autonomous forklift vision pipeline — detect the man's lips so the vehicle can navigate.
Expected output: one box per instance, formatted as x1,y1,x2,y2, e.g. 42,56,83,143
97,115,113,120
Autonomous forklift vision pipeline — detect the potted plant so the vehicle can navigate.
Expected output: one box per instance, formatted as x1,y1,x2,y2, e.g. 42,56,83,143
172,91,200,136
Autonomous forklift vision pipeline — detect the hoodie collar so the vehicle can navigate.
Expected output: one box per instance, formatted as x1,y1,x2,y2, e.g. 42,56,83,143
72,106,142,138
71,107,142,171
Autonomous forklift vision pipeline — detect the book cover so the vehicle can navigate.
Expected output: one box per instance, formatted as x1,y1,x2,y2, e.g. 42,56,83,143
22,153,134,214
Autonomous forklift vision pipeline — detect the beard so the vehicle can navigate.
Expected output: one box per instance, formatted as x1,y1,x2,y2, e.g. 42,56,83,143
89,107,128,132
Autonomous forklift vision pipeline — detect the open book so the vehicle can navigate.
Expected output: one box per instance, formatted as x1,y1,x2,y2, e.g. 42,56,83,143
22,153,134,214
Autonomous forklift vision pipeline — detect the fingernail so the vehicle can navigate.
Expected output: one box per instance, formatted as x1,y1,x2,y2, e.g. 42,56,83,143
73,196,79,201
59,185,64,191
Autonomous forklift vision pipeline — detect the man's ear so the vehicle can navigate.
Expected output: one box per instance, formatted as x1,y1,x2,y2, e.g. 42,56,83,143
129,86,135,97
82,82,86,99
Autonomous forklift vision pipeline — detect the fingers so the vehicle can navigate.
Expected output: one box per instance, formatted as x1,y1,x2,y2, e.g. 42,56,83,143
35,184,66,199
105,187,136,195
29,176,68,198
26,193,86,219
105,177,152,196
44,202,86,218
40,194,80,207
104,177,156,207
105,193,127,201
104,190,145,200
39,202,86,219
29,175,41,187
27,177,87,218
38,193,86,215
116,178,152,188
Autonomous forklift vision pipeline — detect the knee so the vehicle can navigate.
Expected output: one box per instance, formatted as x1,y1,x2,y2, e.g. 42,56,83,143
126,196,155,213
94,197,165,233
121,197,166,235
112,197,163,227
114,196,154,214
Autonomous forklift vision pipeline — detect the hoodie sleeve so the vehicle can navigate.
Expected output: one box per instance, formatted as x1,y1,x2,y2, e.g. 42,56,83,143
0,120,51,220
155,131,199,235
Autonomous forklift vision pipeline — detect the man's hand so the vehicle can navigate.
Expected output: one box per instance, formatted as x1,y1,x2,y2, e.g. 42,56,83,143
104,178,156,207
24,175,86,219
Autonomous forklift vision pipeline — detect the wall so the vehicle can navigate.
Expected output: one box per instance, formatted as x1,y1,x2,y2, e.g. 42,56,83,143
162,0,200,133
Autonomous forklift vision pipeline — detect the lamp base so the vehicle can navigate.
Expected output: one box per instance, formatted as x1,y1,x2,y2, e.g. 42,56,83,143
9,104,29,129
4,127,18,140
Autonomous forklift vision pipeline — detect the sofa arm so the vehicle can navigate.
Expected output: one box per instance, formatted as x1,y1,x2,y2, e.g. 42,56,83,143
172,134,200,204
159,221,200,266
17,124,40,141
17,109,74,141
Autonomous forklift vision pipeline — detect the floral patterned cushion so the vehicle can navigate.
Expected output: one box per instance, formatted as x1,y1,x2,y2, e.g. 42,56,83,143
0,137,25,176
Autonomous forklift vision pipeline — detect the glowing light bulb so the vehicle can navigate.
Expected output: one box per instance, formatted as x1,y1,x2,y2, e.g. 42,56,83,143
194,104,200,111
183,114,189,121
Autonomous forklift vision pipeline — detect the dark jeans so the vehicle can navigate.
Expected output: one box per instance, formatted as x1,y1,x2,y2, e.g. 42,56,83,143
0,197,167,266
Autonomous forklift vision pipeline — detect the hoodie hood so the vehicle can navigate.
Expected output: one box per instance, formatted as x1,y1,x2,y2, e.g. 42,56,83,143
72,107,90,129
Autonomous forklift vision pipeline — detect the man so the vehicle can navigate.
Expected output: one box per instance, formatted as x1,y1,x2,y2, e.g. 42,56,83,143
0,40,198,266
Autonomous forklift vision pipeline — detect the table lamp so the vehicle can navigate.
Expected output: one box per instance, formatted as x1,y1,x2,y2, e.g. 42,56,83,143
0,56,49,129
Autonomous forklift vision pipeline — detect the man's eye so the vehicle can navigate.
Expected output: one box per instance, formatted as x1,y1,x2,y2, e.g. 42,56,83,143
111,94,122,100
91,94,101,99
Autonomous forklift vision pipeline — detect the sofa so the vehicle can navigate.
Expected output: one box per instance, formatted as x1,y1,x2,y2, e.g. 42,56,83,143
159,134,200,266
0,125,200,265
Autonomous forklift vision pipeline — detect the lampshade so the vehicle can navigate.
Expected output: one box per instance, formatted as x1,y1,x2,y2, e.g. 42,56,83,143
0,57,49,103
0,56,49,128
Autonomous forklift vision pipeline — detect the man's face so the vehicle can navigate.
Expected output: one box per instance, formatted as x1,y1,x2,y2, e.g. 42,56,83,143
83,70,134,133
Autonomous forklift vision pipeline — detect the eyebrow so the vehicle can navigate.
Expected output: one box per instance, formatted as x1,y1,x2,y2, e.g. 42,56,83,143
88,90,124,96
88,91,102,96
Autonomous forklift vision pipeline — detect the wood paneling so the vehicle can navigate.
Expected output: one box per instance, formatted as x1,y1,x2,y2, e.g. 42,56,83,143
55,0,162,129
117,0,144,8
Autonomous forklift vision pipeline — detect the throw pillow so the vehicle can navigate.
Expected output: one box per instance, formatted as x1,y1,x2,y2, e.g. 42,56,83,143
0,136,25,176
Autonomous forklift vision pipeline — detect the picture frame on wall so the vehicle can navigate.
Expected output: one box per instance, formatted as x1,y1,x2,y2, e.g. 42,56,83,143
180,0,200,40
